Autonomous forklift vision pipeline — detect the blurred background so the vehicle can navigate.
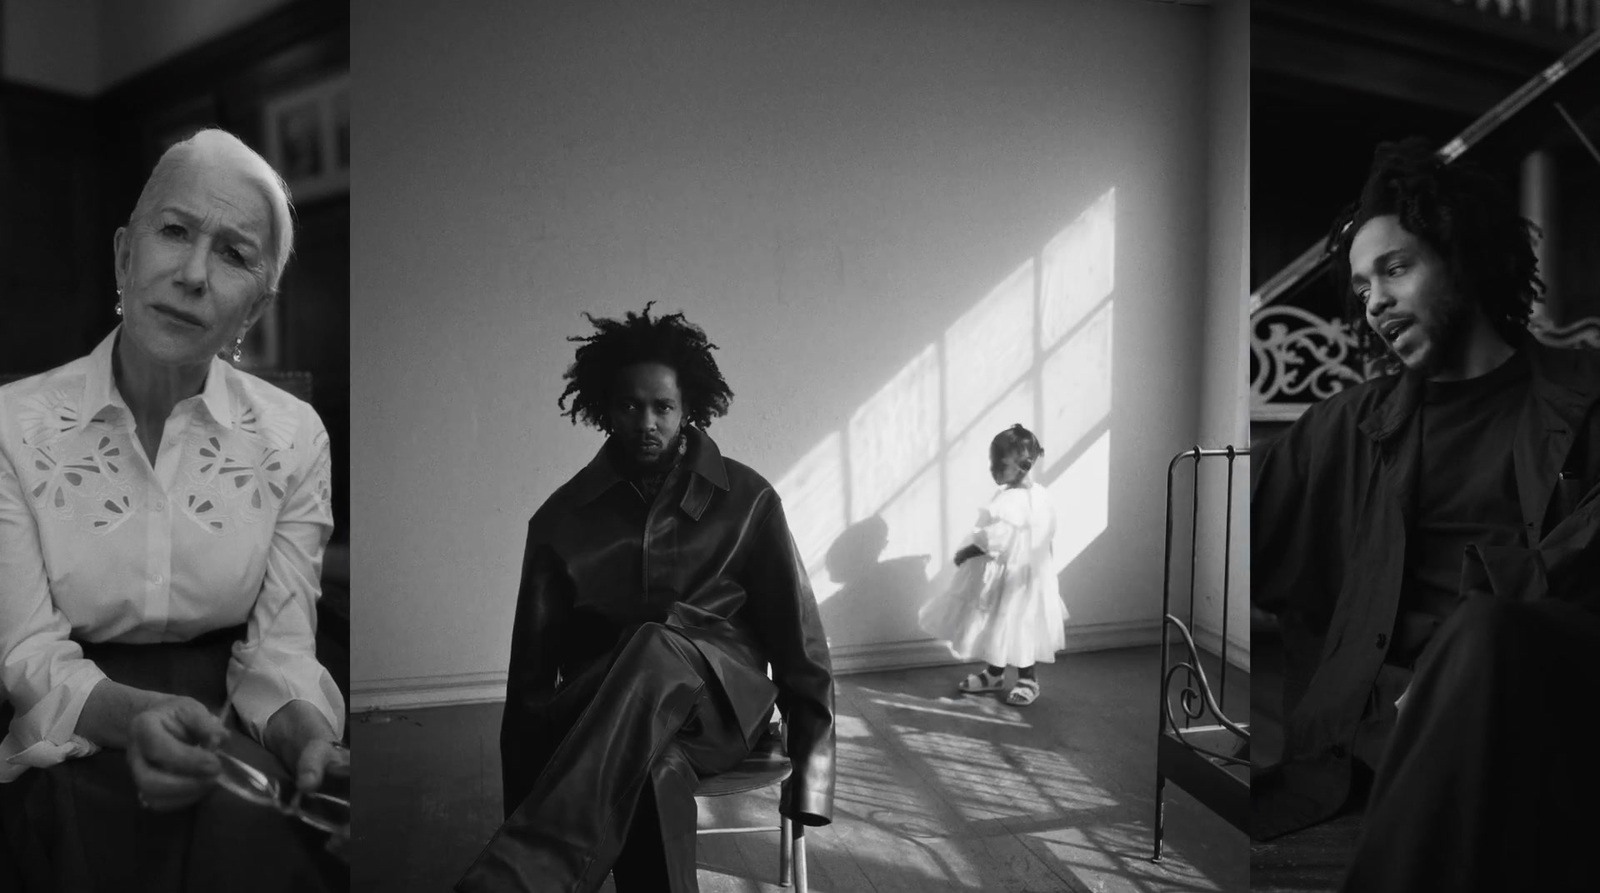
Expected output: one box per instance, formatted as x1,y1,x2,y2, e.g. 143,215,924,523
1249,3,1600,888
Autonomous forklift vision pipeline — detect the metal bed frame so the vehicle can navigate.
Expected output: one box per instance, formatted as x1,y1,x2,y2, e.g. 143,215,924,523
1151,446,1250,861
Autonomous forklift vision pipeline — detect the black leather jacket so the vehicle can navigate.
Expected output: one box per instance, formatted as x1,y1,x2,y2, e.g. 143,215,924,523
499,425,837,824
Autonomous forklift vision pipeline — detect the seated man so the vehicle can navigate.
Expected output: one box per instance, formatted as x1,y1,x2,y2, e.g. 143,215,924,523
456,304,836,893
1251,139,1600,891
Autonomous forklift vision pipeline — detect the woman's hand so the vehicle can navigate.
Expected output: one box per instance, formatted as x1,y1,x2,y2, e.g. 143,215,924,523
293,737,350,794
264,699,345,793
127,697,228,811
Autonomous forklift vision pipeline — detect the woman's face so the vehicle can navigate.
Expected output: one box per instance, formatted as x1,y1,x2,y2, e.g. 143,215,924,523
113,155,275,368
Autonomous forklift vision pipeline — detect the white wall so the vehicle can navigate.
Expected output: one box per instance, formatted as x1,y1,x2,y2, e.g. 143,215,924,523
2,0,291,94
351,0,1241,709
1190,0,1251,673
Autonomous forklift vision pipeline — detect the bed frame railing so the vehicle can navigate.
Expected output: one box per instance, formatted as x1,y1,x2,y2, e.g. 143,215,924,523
1152,445,1251,862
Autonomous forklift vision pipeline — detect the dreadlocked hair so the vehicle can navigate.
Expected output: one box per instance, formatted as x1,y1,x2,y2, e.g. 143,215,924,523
557,302,734,433
991,424,1044,472
1326,136,1543,372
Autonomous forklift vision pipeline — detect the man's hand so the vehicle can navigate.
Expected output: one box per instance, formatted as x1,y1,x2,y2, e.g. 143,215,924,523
127,697,227,811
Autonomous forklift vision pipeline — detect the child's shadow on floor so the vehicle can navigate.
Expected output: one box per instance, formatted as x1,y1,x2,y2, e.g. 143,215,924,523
817,515,933,646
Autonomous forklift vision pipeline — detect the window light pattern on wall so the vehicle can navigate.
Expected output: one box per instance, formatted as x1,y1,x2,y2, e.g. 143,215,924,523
775,188,1116,652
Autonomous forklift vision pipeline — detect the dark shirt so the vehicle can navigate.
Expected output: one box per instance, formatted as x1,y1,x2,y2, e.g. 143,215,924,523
1251,341,1600,840
1390,353,1530,665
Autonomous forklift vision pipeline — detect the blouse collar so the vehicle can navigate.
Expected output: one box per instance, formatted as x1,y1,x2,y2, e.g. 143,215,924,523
80,325,235,432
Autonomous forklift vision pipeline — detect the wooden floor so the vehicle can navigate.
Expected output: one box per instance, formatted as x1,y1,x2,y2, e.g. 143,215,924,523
352,646,1247,892
350,649,1248,893
1250,628,1361,893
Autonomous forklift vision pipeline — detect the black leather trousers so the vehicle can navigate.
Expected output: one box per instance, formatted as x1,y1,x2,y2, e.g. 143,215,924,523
457,622,750,893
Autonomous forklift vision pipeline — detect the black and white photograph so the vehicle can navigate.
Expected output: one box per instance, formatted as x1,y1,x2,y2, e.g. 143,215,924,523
1249,1,1600,891
348,1,1248,891
1,2,351,891
10,0,1599,892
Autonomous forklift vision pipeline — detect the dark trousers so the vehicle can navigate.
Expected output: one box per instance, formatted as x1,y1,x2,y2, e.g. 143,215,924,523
457,622,751,893
0,632,343,893
1341,597,1600,892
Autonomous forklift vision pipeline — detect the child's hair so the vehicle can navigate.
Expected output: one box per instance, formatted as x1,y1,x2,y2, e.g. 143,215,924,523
990,424,1044,473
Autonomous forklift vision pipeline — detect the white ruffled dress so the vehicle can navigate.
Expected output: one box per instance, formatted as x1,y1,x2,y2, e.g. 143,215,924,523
918,481,1065,667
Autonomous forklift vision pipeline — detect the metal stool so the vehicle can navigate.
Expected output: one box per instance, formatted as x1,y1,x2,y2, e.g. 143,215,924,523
695,721,807,891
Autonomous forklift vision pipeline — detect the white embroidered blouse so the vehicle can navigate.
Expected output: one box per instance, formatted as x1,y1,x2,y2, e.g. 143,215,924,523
0,327,345,781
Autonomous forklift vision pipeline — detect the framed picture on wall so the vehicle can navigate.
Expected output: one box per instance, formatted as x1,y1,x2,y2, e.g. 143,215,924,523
261,71,350,204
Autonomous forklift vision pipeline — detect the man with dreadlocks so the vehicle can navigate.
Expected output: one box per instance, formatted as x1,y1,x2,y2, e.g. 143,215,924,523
456,304,836,893
1251,138,1600,891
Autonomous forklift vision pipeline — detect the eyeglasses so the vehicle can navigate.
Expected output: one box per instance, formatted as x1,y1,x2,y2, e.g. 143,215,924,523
213,749,351,838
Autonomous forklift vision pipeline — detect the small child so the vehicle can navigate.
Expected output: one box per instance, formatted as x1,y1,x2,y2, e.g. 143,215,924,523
919,424,1063,706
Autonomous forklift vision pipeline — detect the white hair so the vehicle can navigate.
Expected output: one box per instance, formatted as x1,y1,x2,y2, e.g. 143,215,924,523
128,128,296,294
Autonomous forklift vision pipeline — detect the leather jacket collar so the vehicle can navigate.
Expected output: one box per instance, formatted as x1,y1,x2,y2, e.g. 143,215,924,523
568,426,732,520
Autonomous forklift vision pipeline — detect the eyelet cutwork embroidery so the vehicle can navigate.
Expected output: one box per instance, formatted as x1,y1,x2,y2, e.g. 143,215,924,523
180,491,231,535
88,494,136,534
310,427,331,511
234,402,298,452
17,388,81,447
174,402,297,535
23,430,137,532
28,447,102,518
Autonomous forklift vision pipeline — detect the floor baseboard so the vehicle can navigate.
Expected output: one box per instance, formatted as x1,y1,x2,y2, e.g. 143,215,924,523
1191,622,1252,673
352,671,507,713
350,618,1231,712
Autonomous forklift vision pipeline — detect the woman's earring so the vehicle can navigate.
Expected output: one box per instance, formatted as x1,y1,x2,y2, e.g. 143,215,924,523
231,336,244,363
115,288,123,316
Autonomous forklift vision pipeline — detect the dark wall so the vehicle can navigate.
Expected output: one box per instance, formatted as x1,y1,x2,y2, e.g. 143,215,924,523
0,0,351,541
0,84,104,366
1251,82,1472,293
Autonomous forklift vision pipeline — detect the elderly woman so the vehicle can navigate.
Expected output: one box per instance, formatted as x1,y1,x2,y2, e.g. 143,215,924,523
0,129,346,891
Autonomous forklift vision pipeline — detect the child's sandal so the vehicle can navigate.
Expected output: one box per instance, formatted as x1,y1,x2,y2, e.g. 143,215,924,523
1005,678,1040,706
958,669,1006,693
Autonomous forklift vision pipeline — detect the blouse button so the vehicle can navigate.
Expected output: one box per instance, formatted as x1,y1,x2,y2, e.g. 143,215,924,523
154,500,166,512
151,573,163,584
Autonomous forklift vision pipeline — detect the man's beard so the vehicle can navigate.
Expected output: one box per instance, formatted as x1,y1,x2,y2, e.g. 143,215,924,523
614,430,683,475
1403,290,1476,378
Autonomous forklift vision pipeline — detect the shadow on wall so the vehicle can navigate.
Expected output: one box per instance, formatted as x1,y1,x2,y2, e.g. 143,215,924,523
819,515,935,648
779,188,1119,656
